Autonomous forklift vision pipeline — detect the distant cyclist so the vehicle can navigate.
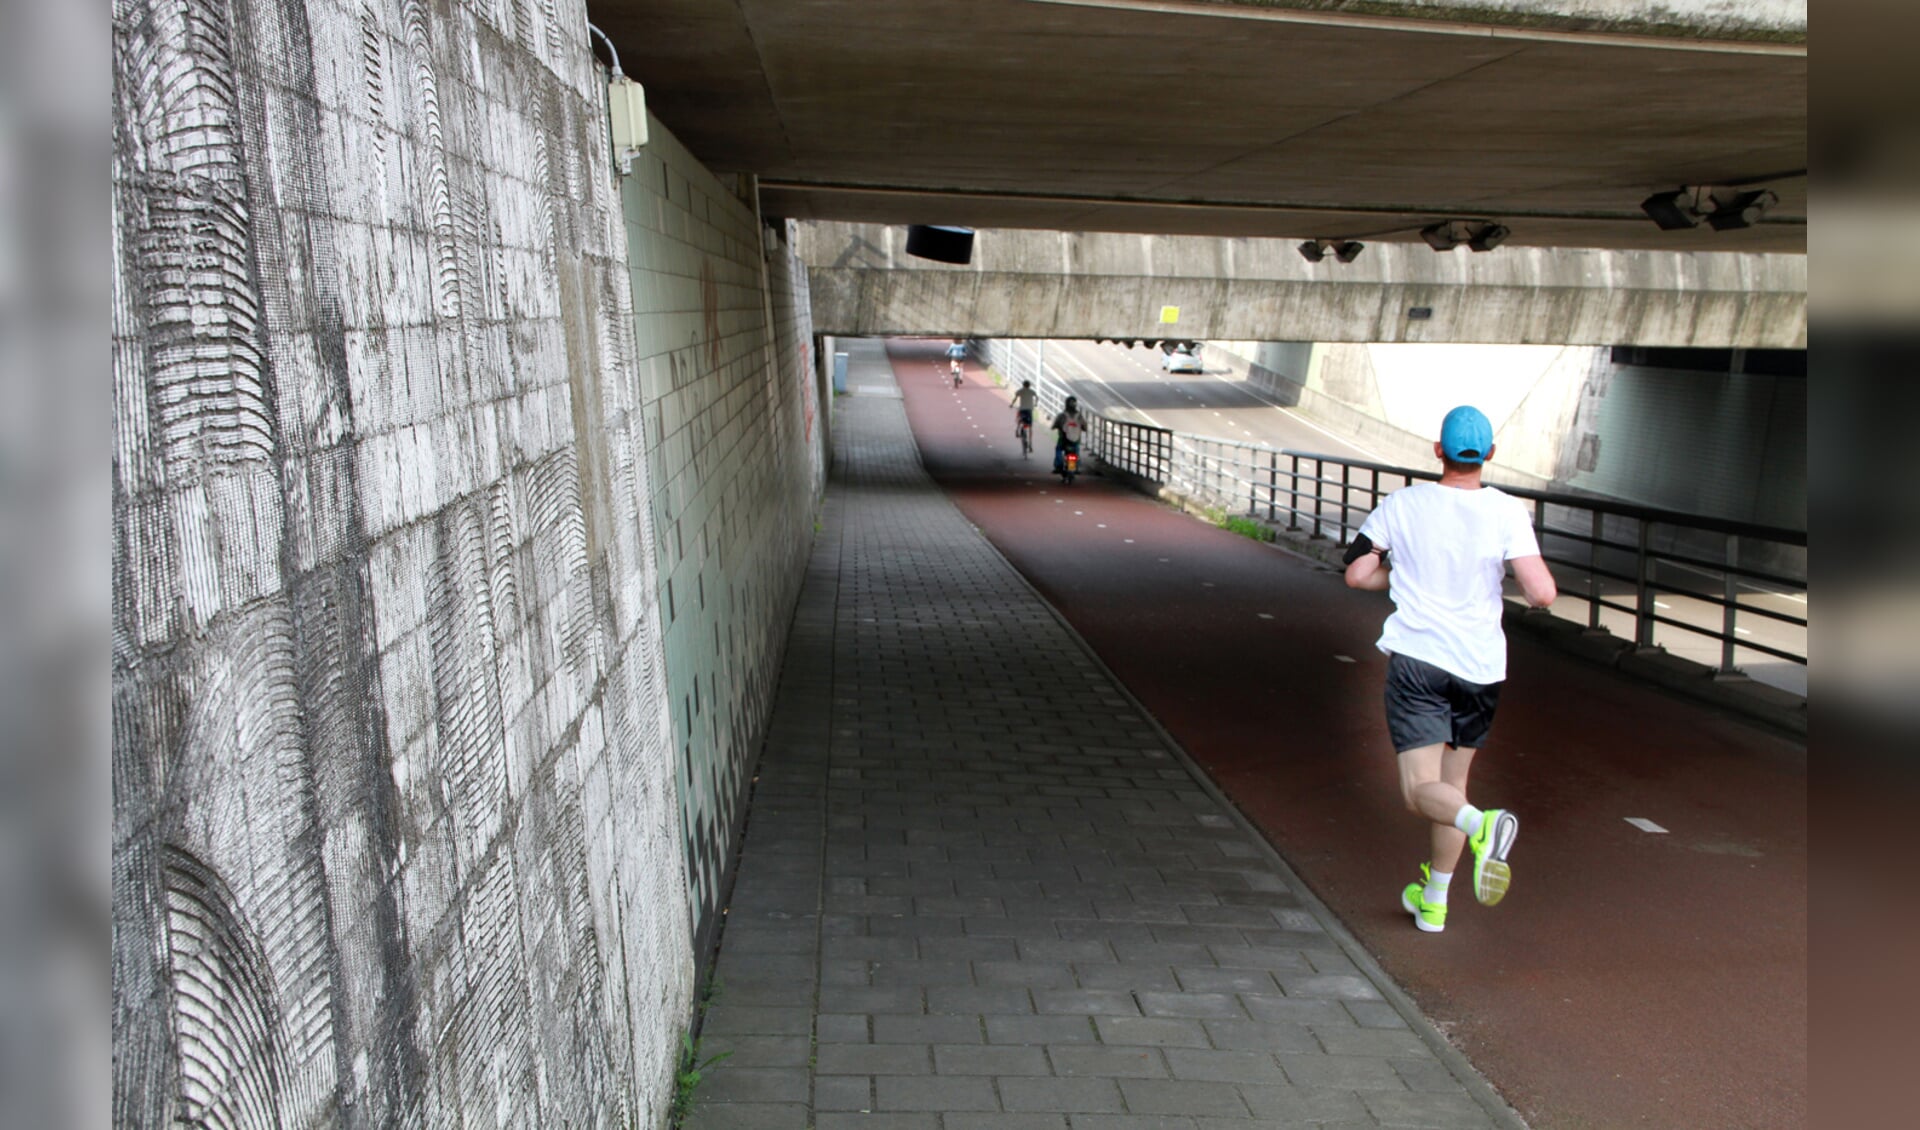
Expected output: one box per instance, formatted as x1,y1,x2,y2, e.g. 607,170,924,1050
1051,395,1086,474
1011,380,1038,440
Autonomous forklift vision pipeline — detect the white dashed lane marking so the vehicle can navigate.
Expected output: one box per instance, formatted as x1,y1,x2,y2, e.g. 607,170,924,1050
1625,818,1669,834
1334,654,1356,663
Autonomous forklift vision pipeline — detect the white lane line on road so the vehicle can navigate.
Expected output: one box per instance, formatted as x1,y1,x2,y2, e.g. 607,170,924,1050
1334,654,1356,663
1079,339,1386,461
1053,341,1173,430
1258,613,1274,620
1625,818,1669,834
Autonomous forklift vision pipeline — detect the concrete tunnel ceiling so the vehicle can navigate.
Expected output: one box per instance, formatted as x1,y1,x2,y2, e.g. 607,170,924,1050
588,0,1805,252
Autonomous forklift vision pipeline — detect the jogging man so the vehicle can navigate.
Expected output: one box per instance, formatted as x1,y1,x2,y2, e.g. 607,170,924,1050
1011,380,1038,437
1343,405,1557,933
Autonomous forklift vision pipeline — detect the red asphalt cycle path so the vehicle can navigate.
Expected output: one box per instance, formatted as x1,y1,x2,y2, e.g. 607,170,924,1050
887,339,1806,1129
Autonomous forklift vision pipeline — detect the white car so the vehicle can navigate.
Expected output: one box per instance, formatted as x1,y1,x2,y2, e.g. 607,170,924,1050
1162,345,1203,374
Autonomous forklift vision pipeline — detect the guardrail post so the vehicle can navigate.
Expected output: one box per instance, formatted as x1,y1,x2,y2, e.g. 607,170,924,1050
1267,452,1278,521
1635,518,1655,648
1721,534,1739,673
1288,455,1300,531
1339,462,1352,544
1588,509,1602,630
1313,458,1325,538
1247,455,1257,517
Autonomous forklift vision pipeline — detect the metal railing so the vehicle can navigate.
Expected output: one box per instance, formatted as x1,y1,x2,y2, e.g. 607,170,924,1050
975,339,1806,681
1165,436,1807,677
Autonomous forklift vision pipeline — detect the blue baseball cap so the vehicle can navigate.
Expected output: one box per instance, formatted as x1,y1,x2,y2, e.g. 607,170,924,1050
1439,405,1494,464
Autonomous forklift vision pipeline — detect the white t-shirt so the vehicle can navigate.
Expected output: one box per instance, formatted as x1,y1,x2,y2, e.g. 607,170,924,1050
1357,482,1540,685
1013,388,1038,410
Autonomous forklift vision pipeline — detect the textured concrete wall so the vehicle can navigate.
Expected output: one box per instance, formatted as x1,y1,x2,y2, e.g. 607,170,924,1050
1563,359,1805,529
619,129,825,955
1216,339,1803,530
1241,0,1805,37
110,2,780,1126
1219,340,1599,488
797,222,1807,348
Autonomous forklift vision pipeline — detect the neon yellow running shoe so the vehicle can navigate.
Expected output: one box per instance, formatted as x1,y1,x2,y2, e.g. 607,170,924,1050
1467,809,1520,906
1400,864,1446,933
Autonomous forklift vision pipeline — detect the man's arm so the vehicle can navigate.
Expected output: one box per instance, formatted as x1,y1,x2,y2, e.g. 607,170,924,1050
1344,539,1391,591
1510,554,1557,607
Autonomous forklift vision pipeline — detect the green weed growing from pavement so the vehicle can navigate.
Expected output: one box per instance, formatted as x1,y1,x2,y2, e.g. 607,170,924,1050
1211,509,1272,542
668,974,729,1126
669,1032,731,1127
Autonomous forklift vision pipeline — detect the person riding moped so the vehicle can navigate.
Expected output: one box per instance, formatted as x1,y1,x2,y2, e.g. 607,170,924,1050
1052,396,1086,477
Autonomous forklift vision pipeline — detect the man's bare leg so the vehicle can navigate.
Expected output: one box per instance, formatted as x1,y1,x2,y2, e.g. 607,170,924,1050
1430,745,1477,874
1401,740,1517,906
1398,742,1481,867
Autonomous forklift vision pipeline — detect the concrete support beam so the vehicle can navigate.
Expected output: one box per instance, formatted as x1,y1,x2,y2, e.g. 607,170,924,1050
797,222,1805,348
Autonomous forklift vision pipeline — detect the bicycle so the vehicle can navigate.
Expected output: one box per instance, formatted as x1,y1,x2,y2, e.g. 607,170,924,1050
951,358,963,387
1016,416,1033,456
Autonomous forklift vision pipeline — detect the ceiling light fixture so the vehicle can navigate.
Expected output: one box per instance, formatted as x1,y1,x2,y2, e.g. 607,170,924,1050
1640,185,1779,232
1467,225,1509,252
1706,189,1778,230
1640,186,1715,230
1421,220,1509,252
1300,238,1365,263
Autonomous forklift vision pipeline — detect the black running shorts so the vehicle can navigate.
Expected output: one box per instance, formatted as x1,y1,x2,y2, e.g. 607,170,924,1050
1383,652,1503,753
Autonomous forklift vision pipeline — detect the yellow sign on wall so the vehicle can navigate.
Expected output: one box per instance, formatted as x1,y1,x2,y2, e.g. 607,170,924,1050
1160,305,1180,324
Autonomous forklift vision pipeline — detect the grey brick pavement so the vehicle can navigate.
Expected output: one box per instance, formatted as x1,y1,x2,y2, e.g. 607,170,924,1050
685,348,1516,1129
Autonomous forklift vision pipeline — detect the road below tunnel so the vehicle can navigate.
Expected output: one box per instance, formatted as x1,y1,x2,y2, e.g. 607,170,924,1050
887,337,1807,1130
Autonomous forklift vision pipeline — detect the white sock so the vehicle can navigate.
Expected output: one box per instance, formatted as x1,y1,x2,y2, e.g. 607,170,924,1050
1454,806,1484,838
1425,870,1453,906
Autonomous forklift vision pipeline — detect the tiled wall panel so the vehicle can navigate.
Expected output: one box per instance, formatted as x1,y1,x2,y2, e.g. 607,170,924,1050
618,126,826,953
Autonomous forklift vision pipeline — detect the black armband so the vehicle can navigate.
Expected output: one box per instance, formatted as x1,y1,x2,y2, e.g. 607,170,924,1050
1342,533,1375,565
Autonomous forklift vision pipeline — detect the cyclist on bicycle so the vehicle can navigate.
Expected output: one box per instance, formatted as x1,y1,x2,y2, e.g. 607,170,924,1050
1011,380,1037,440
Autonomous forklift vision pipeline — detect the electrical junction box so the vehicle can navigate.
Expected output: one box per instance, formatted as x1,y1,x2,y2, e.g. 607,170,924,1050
607,75,648,175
